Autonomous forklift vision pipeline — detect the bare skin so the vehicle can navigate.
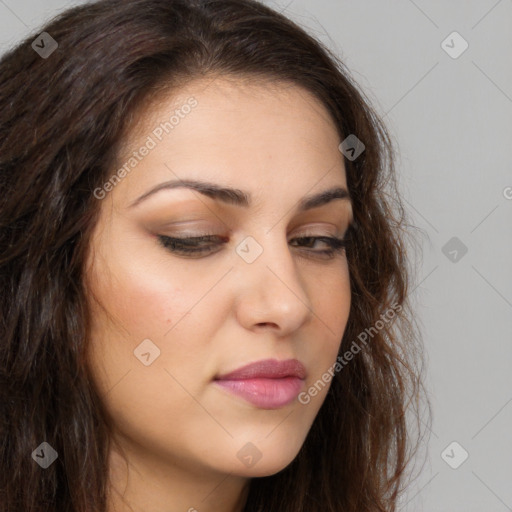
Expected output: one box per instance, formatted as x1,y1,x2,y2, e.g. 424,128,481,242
84,75,353,512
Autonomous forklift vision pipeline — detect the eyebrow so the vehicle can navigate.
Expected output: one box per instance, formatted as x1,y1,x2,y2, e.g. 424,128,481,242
128,178,351,212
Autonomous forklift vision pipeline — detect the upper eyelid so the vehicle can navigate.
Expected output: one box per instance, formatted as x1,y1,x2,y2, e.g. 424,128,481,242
158,234,349,246
159,230,346,239
156,219,351,235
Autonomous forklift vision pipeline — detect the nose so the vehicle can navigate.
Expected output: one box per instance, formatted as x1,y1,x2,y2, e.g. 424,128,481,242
233,233,313,335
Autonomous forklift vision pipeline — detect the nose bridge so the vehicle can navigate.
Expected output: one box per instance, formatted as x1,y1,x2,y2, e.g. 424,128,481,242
233,230,312,332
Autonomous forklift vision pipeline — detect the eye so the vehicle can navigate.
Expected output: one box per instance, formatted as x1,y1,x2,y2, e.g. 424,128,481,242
289,236,349,259
157,233,350,260
157,234,227,258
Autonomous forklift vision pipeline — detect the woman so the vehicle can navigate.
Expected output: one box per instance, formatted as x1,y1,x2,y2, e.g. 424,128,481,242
0,0,428,510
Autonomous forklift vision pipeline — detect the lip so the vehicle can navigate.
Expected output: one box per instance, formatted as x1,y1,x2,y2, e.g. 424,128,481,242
214,358,306,409
216,358,307,380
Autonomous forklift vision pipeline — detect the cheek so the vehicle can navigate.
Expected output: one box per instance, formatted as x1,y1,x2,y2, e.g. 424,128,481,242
84,238,225,394
86,231,192,338
301,261,351,393
312,259,351,338
83,254,215,443
103,271,182,333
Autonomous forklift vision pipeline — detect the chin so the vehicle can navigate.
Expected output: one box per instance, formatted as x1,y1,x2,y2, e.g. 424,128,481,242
227,442,303,478
232,460,294,478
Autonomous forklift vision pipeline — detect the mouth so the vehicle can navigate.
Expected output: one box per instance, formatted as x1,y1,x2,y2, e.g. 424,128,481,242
213,358,306,409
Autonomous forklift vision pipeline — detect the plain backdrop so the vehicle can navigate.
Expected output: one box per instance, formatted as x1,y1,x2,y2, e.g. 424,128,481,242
1,1,511,511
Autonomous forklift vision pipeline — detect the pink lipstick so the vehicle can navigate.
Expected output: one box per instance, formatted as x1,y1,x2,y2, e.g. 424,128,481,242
214,358,306,409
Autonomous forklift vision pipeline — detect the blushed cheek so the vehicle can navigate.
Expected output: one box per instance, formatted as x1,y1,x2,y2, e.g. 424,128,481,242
87,246,183,340
85,255,214,387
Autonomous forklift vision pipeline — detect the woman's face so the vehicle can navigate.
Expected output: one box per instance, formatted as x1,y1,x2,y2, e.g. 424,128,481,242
84,76,353,482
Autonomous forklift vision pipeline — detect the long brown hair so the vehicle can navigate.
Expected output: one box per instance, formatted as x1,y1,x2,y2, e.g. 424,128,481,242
0,0,429,510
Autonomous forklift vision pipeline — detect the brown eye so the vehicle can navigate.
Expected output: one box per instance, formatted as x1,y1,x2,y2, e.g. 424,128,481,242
290,236,348,259
157,234,227,257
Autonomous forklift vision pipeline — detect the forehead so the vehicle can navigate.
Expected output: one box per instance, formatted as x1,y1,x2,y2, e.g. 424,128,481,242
125,74,341,147
109,75,348,207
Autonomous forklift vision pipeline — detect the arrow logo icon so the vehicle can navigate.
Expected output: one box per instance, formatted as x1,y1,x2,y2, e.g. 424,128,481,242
134,339,161,366
441,31,468,59
338,134,365,161
31,32,58,59
237,442,262,467
31,442,58,468
236,236,263,263
442,237,468,263
441,441,469,469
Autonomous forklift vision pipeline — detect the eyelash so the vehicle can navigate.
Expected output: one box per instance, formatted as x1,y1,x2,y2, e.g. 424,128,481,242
157,233,350,259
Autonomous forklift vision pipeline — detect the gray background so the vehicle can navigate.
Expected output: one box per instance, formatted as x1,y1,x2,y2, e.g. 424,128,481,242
1,1,511,511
